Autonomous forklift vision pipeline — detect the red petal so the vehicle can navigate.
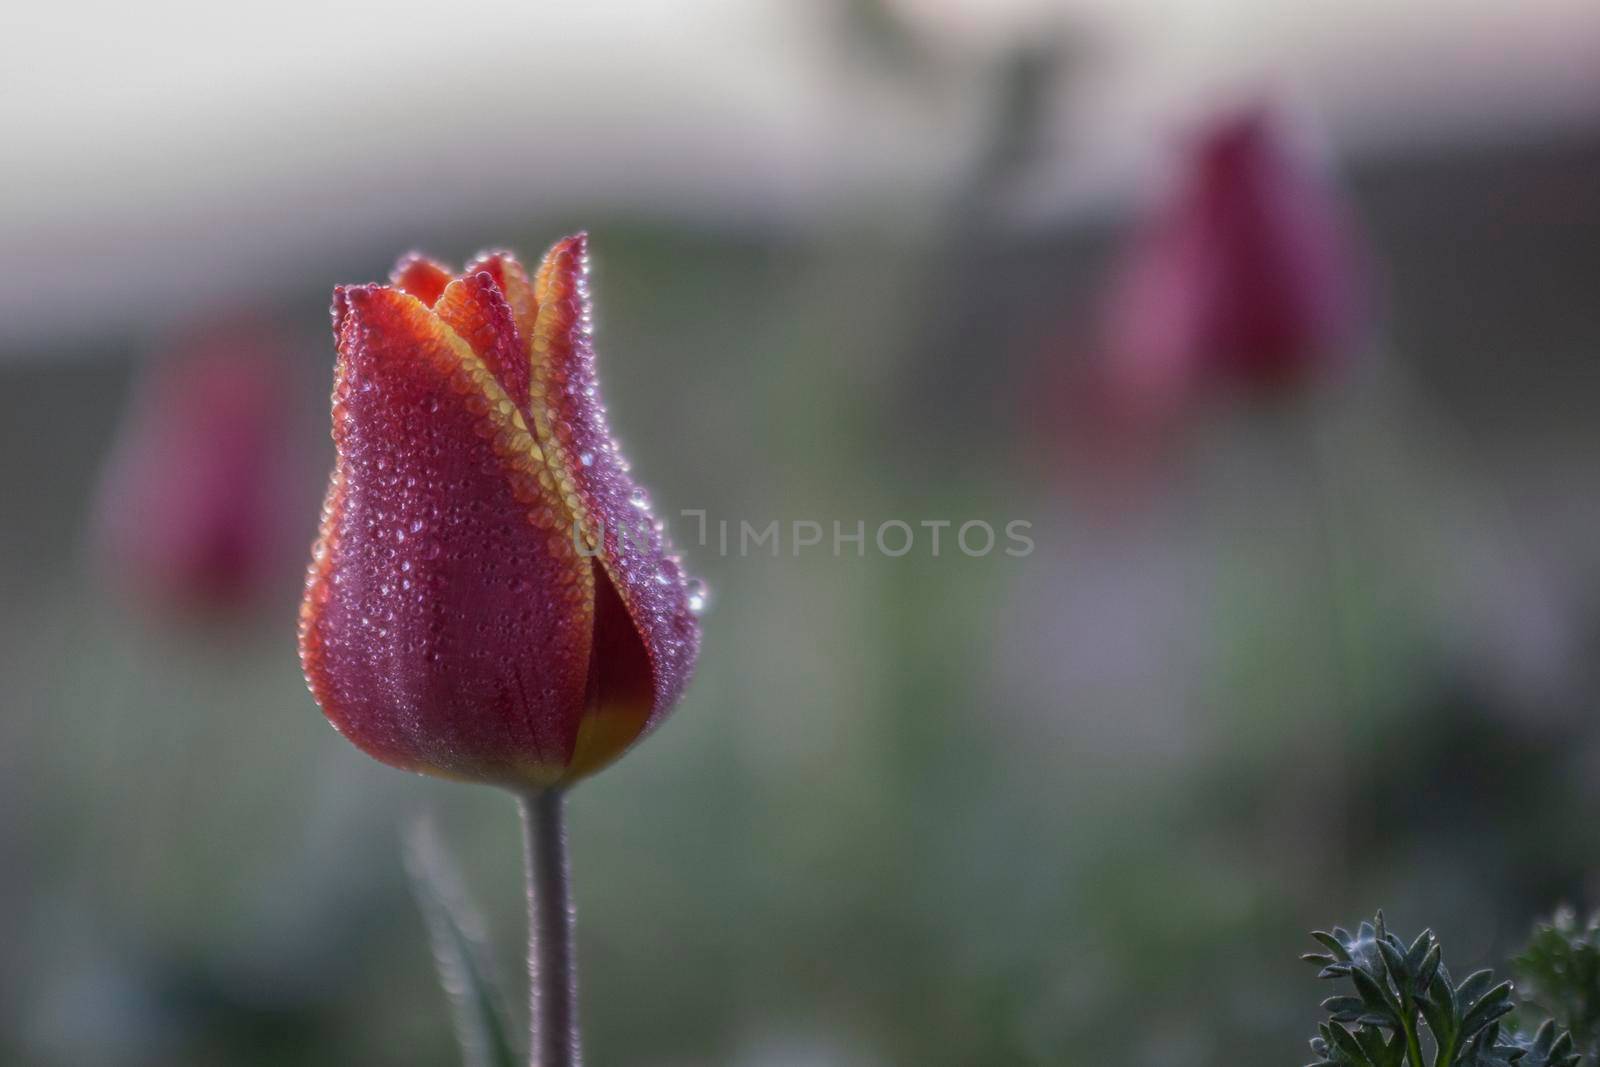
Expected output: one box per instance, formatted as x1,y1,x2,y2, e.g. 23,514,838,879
464,250,540,361
299,286,594,789
565,557,656,778
390,253,454,306
528,235,700,755
432,272,530,411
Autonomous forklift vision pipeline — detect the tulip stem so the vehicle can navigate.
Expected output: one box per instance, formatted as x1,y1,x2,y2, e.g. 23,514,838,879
520,789,580,1067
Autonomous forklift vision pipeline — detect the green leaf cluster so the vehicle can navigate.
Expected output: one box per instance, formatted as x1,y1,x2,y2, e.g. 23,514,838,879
1304,912,1580,1067
1515,909,1600,1064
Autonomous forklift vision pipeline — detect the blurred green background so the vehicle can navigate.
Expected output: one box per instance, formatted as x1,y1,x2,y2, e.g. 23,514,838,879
3,1,1599,1064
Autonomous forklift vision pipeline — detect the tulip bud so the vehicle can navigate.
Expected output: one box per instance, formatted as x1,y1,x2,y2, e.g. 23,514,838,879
299,236,701,790
1096,107,1364,413
96,315,307,615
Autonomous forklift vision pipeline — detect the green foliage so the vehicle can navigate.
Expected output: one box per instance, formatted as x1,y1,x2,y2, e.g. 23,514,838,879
1304,912,1580,1067
402,818,520,1067
1515,908,1600,1063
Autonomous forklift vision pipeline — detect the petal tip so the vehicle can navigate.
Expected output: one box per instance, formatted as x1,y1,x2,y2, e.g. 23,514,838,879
390,250,449,273
332,285,433,372
465,247,524,270
546,232,589,264
535,233,591,303
389,252,454,306
330,283,399,338
337,283,383,314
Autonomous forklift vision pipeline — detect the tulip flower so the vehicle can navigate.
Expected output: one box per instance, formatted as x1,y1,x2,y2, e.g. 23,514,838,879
1088,107,1364,438
298,235,701,1066
95,315,307,616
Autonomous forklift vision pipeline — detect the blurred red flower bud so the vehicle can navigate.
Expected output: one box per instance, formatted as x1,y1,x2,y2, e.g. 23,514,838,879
299,235,702,790
95,315,308,616
1093,107,1365,421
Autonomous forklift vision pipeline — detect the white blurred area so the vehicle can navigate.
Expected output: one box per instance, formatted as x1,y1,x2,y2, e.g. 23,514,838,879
1,0,1597,345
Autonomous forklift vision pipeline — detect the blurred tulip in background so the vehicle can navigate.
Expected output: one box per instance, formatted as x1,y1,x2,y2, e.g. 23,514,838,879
93,315,311,618
1080,106,1365,459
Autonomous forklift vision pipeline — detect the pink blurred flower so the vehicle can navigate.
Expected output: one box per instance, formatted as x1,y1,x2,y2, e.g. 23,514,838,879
95,314,309,616
1086,107,1365,439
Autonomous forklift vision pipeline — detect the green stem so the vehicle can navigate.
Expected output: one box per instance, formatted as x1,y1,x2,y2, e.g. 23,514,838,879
1402,1008,1426,1067
520,789,579,1067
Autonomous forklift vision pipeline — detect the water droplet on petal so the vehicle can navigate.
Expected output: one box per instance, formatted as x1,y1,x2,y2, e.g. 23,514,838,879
685,577,711,616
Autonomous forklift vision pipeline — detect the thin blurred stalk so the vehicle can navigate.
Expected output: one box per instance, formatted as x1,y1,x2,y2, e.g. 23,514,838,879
1298,406,1360,898
521,790,579,1067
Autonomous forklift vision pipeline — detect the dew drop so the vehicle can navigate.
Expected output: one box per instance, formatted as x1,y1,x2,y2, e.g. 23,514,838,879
685,577,711,616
